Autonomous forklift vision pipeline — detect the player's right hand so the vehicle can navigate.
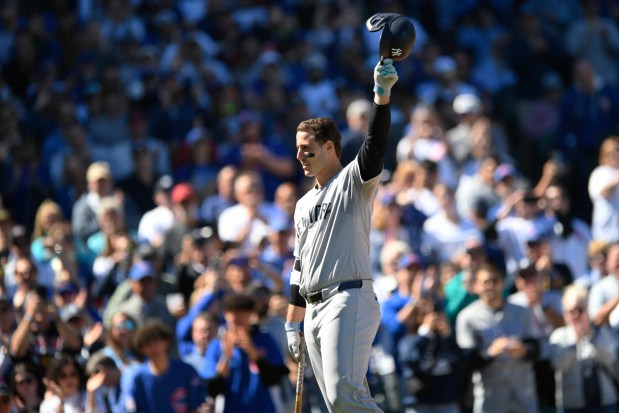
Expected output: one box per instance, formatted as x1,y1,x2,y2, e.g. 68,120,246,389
374,58,398,96
285,321,303,363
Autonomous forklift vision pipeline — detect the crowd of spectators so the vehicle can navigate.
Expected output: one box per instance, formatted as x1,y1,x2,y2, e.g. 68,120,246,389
0,0,619,412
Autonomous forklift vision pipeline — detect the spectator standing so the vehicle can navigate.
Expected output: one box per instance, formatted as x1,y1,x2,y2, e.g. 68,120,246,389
201,293,289,413
103,261,175,330
456,264,539,413
84,352,123,413
11,362,42,413
39,355,87,413
137,174,175,247
588,242,619,327
10,288,82,371
565,0,619,86
99,311,139,371
182,312,219,372
588,136,619,243
422,183,484,264
121,320,206,413
550,284,619,413
398,298,465,413
508,265,564,412
559,60,619,221
545,181,592,279
340,98,372,167
199,165,238,227
71,162,118,243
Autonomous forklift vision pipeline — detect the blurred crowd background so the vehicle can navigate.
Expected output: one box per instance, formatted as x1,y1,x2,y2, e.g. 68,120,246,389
0,0,619,412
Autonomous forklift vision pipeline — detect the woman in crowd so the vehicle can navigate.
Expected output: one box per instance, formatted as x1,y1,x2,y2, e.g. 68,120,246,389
40,355,87,413
11,362,42,413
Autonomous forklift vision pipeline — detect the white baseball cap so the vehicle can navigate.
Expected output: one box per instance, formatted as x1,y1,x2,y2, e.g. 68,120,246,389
453,93,482,115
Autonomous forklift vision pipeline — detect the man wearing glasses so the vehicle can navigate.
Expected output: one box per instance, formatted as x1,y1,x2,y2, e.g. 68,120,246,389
456,263,540,413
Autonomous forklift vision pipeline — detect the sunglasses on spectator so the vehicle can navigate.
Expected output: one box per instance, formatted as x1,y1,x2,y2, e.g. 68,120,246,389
114,319,136,332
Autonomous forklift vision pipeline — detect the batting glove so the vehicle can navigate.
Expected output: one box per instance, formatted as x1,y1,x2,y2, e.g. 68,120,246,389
374,58,398,97
285,321,303,363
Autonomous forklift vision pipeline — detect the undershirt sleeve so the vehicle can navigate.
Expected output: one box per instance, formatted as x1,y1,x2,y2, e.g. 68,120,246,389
357,103,391,182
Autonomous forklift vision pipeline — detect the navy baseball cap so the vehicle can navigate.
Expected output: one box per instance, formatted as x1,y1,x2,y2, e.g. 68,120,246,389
130,261,156,281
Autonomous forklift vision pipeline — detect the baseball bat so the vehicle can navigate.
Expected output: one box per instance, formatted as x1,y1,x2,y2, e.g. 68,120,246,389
294,331,306,413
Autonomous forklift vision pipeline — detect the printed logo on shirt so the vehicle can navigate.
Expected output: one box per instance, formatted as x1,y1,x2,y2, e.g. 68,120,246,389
171,387,188,413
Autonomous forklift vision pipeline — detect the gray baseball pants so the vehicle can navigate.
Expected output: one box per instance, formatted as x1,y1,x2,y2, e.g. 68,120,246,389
304,281,384,412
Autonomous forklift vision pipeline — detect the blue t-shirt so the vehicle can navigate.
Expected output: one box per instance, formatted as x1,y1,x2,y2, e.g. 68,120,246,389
122,359,205,413
200,329,283,413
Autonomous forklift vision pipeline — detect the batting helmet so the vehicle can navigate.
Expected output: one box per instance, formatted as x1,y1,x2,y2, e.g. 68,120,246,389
366,13,416,62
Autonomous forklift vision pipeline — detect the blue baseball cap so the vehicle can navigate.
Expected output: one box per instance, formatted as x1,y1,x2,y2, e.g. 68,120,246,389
397,253,423,270
130,261,156,281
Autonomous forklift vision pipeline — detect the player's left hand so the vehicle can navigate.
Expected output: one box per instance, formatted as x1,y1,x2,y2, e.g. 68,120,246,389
374,58,398,96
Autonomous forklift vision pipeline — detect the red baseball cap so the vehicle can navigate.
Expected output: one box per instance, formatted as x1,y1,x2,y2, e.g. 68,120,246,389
171,183,196,203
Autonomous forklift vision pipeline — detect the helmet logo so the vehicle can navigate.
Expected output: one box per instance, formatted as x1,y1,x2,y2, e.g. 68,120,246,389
391,48,403,56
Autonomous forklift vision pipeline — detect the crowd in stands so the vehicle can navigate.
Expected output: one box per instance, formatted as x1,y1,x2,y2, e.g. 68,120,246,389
0,0,619,412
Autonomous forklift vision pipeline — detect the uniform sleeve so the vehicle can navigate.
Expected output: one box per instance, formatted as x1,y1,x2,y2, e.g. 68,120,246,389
357,103,391,181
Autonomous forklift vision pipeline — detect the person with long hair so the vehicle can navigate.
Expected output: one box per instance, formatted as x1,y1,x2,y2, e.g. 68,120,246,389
11,362,42,413
40,355,86,413
99,310,140,370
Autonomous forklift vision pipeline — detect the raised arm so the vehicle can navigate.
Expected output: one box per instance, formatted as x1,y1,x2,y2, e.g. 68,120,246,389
357,59,398,181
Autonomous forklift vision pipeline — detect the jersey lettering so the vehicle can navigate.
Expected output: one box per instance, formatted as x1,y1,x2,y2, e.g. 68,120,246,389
308,202,333,224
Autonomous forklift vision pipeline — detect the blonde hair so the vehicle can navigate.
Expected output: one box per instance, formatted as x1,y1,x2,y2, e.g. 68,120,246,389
379,240,411,273
32,200,64,240
561,284,588,311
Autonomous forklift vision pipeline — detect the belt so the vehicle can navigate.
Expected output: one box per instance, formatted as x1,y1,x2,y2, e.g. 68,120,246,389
305,280,364,305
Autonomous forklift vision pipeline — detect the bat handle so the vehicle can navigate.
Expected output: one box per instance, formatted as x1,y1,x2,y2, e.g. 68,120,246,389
294,332,306,413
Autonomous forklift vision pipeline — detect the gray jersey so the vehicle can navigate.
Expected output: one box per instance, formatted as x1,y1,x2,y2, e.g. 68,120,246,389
293,160,381,296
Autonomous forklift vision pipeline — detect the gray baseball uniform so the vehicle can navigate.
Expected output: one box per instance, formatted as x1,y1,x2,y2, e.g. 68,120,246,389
290,103,391,412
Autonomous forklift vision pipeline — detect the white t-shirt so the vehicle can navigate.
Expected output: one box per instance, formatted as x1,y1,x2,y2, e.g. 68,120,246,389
422,212,483,263
137,206,175,245
588,165,619,242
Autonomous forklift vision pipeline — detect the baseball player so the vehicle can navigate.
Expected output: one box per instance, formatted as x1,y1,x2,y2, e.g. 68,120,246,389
285,58,398,412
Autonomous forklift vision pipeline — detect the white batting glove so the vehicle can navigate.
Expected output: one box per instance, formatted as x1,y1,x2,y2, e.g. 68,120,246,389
374,58,398,97
285,321,302,363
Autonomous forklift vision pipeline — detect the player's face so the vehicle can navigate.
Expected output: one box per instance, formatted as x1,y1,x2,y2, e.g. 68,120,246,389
296,131,327,177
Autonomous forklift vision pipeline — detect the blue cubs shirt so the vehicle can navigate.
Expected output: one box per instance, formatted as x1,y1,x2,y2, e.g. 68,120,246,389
122,359,205,413
200,329,284,413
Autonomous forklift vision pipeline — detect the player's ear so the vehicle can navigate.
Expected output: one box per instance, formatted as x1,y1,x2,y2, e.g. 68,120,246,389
326,141,334,153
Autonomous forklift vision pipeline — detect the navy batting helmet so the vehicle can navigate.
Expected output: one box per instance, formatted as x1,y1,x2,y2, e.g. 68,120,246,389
366,13,416,62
